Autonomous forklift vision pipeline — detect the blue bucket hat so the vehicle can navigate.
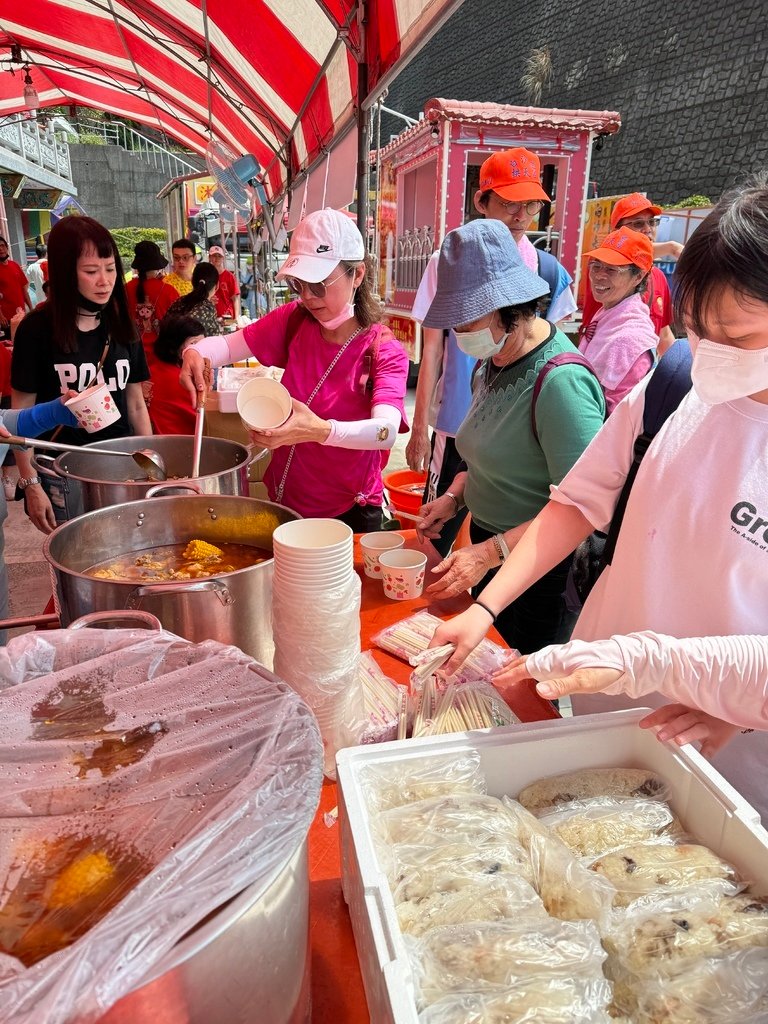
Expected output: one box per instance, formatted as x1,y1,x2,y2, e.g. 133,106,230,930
422,219,549,328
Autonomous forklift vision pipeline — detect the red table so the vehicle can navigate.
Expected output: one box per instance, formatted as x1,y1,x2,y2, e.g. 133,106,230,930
309,533,558,1021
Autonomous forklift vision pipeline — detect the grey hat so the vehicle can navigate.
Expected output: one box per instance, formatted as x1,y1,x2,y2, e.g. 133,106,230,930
422,219,550,328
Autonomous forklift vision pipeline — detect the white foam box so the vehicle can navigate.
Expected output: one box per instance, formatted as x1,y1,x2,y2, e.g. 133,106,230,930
336,709,768,1024
214,365,266,413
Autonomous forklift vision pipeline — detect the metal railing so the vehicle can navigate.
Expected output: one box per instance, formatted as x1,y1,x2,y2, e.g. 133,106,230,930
0,115,72,183
395,225,434,291
76,118,198,179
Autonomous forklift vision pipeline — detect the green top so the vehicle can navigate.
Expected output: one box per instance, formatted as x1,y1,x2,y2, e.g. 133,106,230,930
456,325,606,533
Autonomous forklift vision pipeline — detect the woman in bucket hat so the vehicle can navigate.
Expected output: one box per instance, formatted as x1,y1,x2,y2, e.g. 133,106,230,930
125,240,178,358
180,208,408,528
417,219,605,654
580,226,658,413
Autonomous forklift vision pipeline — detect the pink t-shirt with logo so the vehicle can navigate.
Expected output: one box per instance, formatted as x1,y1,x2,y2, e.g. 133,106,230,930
242,302,409,517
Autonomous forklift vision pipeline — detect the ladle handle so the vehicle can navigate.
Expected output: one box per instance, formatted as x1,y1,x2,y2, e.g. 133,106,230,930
4,435,132,457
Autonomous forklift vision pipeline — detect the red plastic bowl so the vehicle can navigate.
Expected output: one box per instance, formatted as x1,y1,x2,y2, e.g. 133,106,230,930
384,469,427,515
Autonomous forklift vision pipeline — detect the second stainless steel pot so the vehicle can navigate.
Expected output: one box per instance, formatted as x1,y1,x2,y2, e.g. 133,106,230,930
34,434,251,517
44,493,300,667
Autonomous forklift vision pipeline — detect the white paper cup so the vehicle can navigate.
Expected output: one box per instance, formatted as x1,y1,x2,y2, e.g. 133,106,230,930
379,549,428,600
236,377,292,431
360,531,405,578
65,381,120,433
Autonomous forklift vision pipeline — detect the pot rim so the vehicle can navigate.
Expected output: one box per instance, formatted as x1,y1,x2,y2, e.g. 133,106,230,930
50,436,250,488
43,494,300,585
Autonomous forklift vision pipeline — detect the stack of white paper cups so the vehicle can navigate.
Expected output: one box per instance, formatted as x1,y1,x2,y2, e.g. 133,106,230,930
271,518,363,778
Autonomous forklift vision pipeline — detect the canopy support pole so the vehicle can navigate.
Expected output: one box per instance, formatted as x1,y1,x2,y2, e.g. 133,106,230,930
355,1,369,240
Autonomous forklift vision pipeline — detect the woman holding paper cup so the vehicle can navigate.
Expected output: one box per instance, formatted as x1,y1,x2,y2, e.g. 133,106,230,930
180,208,409,529
11,216,151,532
415,219,605,654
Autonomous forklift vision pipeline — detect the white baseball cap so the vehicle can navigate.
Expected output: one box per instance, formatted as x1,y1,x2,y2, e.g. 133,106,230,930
277,208,365,283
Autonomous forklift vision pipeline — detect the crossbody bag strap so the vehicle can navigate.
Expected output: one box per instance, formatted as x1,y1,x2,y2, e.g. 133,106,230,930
274,323,365,504
530,351,603,444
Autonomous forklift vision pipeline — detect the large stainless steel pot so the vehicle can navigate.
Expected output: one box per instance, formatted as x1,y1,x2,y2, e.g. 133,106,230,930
43,491,300,666
34,434,251,517
95,842,310,1024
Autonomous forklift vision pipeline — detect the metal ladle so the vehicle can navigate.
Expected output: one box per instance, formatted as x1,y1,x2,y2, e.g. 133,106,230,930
6,436,168,481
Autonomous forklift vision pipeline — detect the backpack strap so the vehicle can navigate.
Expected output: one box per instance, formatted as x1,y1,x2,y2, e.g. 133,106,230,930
531,351,602,444
602,339,692,565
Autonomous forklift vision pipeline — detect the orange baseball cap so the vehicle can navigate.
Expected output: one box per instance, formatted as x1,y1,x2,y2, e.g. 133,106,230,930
478,148,551,203
586,227,654,273
610,192,663,229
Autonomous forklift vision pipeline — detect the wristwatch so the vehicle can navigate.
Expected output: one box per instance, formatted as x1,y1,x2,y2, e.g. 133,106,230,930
17,476,41,490
491,533,510,564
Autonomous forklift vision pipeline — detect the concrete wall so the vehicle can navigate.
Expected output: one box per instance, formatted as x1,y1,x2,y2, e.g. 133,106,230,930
382,0,768,205
68,144,169,228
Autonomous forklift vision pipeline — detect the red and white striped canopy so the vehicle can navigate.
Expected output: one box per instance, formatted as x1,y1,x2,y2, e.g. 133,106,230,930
0,0,463,199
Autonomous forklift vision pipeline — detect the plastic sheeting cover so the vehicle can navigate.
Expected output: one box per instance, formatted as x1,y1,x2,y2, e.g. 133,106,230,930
0,627,322,1024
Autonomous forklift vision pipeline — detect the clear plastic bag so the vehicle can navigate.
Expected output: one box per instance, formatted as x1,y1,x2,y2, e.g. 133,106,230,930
0,628,322,1024
517,767,670,812
537,796,682,861
408,918,607,1007
409,678,520,738
371,610,515,684
603,883,768,976
396,874,545,938
380,793,527,849
272,573,364,777
613,947,768,1023
418,977,613,1023
501,798,615,923
389,838,536,904
358,651,401,745
359,750,487,814
592,841,739,908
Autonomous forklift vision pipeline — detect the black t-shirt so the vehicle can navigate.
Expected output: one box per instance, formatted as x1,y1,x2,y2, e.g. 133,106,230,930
11,305,150,445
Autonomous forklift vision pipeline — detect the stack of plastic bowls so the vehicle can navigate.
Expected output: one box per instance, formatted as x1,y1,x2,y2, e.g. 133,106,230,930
271,519,362,777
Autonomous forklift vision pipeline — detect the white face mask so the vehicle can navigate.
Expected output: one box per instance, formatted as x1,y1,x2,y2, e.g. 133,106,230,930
690,334,768,405
455,324,508,360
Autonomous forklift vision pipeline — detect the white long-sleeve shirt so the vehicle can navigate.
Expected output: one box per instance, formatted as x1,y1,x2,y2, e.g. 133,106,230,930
528,632,768,731
543,374,768,818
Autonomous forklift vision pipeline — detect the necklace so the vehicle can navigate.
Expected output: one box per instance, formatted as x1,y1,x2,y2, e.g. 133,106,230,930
77,309,101,319
275,324,365,504
484,358,512,393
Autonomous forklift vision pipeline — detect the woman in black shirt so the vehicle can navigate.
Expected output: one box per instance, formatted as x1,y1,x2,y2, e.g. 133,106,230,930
12,216,151,532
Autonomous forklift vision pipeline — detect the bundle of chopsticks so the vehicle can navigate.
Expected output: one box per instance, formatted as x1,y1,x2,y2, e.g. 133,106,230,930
410,675,515,738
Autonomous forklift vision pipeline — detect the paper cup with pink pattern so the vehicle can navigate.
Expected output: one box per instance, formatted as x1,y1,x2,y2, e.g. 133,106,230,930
65,382,120,433
360,531,405,579
379,548,428,600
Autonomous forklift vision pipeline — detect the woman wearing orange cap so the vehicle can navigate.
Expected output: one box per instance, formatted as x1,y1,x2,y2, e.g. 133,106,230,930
579,227,658,413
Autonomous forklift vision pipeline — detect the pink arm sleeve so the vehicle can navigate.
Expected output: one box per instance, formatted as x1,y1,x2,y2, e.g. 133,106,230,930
527,632,768,730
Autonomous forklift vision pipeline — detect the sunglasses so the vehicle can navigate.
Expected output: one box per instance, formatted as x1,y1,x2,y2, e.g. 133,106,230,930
286,268,351,299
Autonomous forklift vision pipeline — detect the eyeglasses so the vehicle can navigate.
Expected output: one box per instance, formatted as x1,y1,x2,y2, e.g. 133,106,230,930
173,254,195,263
588,260,632,278
495,198,545,216
286,268,350,298
621,217,661,231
